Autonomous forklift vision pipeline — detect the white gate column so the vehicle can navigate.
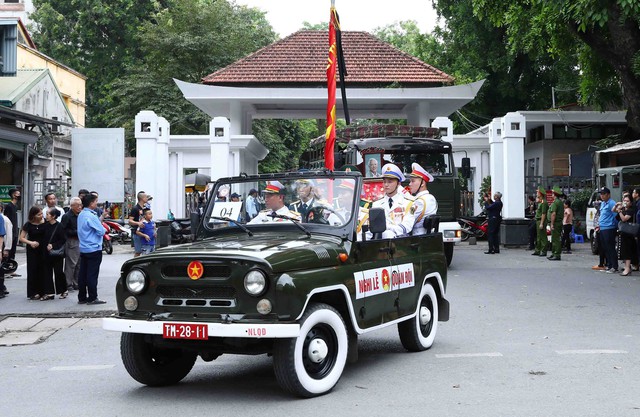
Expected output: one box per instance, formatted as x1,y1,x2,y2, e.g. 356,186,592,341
210,117,230,180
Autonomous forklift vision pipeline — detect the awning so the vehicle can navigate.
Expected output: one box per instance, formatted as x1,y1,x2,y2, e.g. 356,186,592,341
596,139,640,153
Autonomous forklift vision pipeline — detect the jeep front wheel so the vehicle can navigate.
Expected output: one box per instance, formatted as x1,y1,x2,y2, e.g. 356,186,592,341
398,283,439,351
120,332,197,386
273,303,348,397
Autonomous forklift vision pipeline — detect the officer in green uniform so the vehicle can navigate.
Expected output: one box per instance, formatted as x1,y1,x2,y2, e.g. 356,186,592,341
547,186,564,260
532,186,548,256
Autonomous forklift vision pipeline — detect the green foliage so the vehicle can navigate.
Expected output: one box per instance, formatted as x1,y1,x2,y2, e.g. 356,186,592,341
478,175,491,207
30,0,166,128
568,187,593,215
468,0,640,136
253,120,320,173
104,0,276,153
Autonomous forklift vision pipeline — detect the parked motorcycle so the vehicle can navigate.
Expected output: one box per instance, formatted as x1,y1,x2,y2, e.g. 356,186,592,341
102,222,113,254
458,214,488,241
103,219,131,244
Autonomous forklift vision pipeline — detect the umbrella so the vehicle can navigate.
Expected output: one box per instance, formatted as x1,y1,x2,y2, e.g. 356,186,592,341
185,173,211,192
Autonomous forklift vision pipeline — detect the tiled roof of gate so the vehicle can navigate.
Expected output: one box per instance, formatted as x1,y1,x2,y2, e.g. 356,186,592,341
202,30,453,86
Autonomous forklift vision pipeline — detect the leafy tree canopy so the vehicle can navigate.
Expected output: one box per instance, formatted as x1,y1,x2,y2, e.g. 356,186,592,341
465,0,640,137
30,0,167,127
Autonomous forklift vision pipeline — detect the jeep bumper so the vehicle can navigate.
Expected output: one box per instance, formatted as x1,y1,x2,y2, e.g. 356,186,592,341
103,317,300,338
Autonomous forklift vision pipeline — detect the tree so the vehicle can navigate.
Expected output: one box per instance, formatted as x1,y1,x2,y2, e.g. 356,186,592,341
104,0,277,153
253,120,320,173
29,0,166,127
468,0,640,138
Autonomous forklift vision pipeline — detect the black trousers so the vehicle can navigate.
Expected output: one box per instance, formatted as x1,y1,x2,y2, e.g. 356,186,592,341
46,255,67,295
528,219,536,248
78,250,102,302
487,217,502,253
561,224,572,251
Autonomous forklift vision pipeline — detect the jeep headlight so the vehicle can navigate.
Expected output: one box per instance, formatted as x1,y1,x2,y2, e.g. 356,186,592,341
443,230,456,239
244,270,267,296
126,269,147,294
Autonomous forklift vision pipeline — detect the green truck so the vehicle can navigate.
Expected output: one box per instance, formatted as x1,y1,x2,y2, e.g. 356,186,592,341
103,171,450,397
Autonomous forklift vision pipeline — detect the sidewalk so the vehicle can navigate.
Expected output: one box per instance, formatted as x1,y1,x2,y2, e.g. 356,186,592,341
1,243,133,317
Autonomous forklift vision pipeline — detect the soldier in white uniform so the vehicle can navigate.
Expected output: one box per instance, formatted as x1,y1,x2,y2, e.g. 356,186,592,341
249,181,300,224
386,162,438,237
372,164,408,236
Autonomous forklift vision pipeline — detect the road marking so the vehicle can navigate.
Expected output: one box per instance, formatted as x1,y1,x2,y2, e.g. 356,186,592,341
435,352,503,358
49,365,115,371
556,349,628,355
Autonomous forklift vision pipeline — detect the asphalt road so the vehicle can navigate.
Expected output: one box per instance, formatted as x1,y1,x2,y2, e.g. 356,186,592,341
1,241,639,417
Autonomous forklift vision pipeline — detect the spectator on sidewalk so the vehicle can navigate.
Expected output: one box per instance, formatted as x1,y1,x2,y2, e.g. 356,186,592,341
19,206,50,300
525,195,537,250
136,208,156,255
0,204,8,298
61,197,82,291
246,189,260,220
42,192,64,221
562,200,573,254
598,187,618,273
615,195,637,276
77,193,108,305
44,208,68,299
3,188,20,277
128,191,149,258
484,192,503,254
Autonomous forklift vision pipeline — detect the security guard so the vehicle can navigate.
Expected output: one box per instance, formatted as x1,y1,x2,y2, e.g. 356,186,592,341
547,185,564,261
532,186,549,256
249,181,300,224
387,162,437,237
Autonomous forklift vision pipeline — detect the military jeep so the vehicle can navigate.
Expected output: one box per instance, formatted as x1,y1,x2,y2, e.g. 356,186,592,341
103,171,449,397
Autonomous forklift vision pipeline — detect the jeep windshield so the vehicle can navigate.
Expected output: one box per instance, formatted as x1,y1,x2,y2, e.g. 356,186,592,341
202,173,359,234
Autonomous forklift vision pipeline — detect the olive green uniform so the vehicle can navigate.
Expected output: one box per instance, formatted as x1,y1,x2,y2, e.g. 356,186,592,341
534,199,548,255
547,197,564,259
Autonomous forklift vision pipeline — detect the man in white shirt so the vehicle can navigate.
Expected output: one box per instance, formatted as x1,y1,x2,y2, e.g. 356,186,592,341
42,192,65,222
289,179,316,220
249,181,300,224
386,162,438,237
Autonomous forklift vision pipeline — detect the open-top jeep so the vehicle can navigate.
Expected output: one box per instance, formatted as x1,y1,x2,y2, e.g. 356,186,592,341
103,171,449,397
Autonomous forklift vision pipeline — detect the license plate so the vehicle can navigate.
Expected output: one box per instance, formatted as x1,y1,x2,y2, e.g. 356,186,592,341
162,323,208,340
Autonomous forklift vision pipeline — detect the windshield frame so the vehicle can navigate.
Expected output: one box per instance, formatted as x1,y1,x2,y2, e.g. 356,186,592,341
200,171,362,240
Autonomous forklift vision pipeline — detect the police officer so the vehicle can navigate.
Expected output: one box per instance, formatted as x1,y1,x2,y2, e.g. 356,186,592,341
532,186,549,257
249,181,300,224
387,163,437,237
547,186,564,261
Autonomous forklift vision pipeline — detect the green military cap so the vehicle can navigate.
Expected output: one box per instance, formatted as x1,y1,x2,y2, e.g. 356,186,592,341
537,186,545,195
552,185,562,195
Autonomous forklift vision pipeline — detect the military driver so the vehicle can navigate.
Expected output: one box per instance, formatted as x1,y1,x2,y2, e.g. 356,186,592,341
249,181,300,224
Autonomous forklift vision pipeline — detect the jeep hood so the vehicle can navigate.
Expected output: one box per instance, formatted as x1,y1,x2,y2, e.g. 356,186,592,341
152,233,343,272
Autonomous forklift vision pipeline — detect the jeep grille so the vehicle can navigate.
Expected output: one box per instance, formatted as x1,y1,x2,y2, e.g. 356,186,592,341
156,285,237,308
162,264,232,278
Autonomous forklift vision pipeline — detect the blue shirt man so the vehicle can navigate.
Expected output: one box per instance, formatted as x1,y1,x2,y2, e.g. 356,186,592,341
76,193,107,304
78,207,104,253
598,187,618,272
598,195,617,230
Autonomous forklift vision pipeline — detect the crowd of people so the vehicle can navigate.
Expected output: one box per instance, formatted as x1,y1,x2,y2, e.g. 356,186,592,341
591,187,640,276
0,188,111,304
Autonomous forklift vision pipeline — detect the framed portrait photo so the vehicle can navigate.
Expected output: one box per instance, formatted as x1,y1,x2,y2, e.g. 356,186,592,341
364,153,382,178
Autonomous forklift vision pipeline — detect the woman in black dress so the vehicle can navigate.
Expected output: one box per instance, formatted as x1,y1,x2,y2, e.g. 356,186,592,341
616,195,638,276
19,206,52,300
44,208,68,299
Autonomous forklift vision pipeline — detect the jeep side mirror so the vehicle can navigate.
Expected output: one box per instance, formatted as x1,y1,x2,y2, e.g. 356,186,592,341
368,208,386,236
190,211,201,241
461,157,471,179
